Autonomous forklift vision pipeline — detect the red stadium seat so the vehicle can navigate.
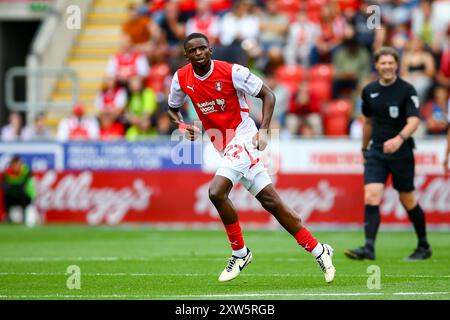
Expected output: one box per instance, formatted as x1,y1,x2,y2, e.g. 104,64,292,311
323,99,352,136
308,64,333,82
309,79,332,104
275,64,305,94
146,63,171,93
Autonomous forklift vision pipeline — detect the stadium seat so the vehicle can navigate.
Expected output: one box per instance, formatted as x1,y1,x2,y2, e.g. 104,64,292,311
323,99,352,136
145,63,171,93
275,64,305,94
309,79,332,104
308,64,333,82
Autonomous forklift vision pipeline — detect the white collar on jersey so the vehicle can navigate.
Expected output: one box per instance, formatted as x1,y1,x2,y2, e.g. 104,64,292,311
193,60,214,81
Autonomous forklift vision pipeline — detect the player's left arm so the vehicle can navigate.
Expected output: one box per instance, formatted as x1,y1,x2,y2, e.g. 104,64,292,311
253,84,276,151
384,86,421,154
231,64,275,150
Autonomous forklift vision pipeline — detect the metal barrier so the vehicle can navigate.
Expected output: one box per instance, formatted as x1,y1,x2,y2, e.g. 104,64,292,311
4,0,92,127
5,66,79,127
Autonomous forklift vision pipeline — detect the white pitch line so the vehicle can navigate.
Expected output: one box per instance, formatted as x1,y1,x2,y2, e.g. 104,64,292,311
0,292,448,299
0,257,349,262
0,272,449,278
167,292,449,298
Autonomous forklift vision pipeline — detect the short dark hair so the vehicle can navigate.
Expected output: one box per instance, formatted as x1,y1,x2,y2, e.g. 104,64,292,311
10,154,22,164
373,46,399,63
183,33,210,51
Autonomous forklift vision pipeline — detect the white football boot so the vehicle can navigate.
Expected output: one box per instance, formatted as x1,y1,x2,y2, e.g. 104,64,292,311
218,249,253,282
316,244,336,283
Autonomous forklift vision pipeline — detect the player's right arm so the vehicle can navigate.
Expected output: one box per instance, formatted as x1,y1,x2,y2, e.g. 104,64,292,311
361,87,372,161
362,117,372,151
167,72,200,141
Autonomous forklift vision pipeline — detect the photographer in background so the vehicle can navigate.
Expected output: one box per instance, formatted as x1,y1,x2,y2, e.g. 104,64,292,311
2,155,39,227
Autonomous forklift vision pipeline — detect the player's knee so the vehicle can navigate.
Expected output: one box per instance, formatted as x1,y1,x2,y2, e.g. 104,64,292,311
208,187,227,204
364,190,382,205
260,196,282,213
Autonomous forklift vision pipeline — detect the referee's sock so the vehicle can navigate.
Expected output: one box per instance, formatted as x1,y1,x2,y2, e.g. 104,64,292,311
364,205,380,252
407,204,430,249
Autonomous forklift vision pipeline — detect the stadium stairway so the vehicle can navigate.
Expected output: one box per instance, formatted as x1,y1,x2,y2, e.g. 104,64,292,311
47,0,142,133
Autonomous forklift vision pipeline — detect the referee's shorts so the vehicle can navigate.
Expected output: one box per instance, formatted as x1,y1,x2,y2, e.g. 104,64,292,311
364,148,415,192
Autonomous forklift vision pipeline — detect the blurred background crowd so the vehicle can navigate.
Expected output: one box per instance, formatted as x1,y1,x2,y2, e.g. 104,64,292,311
2,0,450,142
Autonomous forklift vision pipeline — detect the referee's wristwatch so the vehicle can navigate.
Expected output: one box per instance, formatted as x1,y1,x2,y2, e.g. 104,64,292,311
398,132,407,142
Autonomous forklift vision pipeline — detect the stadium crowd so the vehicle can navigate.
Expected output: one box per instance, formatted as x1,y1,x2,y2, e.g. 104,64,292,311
1,0,450,142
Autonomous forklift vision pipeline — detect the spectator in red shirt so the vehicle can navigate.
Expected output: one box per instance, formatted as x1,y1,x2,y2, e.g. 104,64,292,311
285,81,323,136
185,0,221,45
106,34,150,88
310,5,346,65
99,110,125,140
95,76,128,121
57,103,100,141
437,27,450,89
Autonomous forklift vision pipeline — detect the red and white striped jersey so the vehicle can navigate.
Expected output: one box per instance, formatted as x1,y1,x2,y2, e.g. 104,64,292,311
185,14,221,43
106,51,149,80
168,60,263,151
95,87,127,112
57,116,100,141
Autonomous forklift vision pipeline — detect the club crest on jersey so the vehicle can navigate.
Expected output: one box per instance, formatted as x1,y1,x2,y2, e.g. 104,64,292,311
215,81,222,91
389,106,399,118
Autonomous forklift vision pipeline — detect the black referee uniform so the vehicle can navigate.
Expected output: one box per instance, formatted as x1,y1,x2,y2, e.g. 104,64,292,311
345,77,431,260
362,77,419,191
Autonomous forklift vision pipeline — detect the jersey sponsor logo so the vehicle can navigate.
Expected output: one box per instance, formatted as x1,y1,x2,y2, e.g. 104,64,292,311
411,95,420,109
196,100,225,114
389,106,399,118
370,92,380,98
187,85,195,92
199,106,216,114
215,81,222,91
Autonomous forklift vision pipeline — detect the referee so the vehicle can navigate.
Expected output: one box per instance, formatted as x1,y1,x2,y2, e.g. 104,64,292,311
345,47,432,261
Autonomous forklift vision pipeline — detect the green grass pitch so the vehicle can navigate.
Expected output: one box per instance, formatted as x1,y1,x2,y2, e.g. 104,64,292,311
0,225,448,300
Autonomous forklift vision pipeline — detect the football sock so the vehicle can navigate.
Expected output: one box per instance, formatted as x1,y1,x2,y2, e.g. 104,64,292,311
224,221,246,257
407,204,430,249
311,243,325,258
364,205,380,252
232,246,248,258
294,227,321,257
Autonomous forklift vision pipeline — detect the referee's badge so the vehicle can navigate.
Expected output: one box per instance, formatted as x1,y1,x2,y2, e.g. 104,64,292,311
389,106,399,118
411,96,420,109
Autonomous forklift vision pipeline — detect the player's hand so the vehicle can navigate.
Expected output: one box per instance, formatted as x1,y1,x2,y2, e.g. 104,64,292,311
252,129,268,151
179,123,201,141
362,148,369,164
383,136,403,154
